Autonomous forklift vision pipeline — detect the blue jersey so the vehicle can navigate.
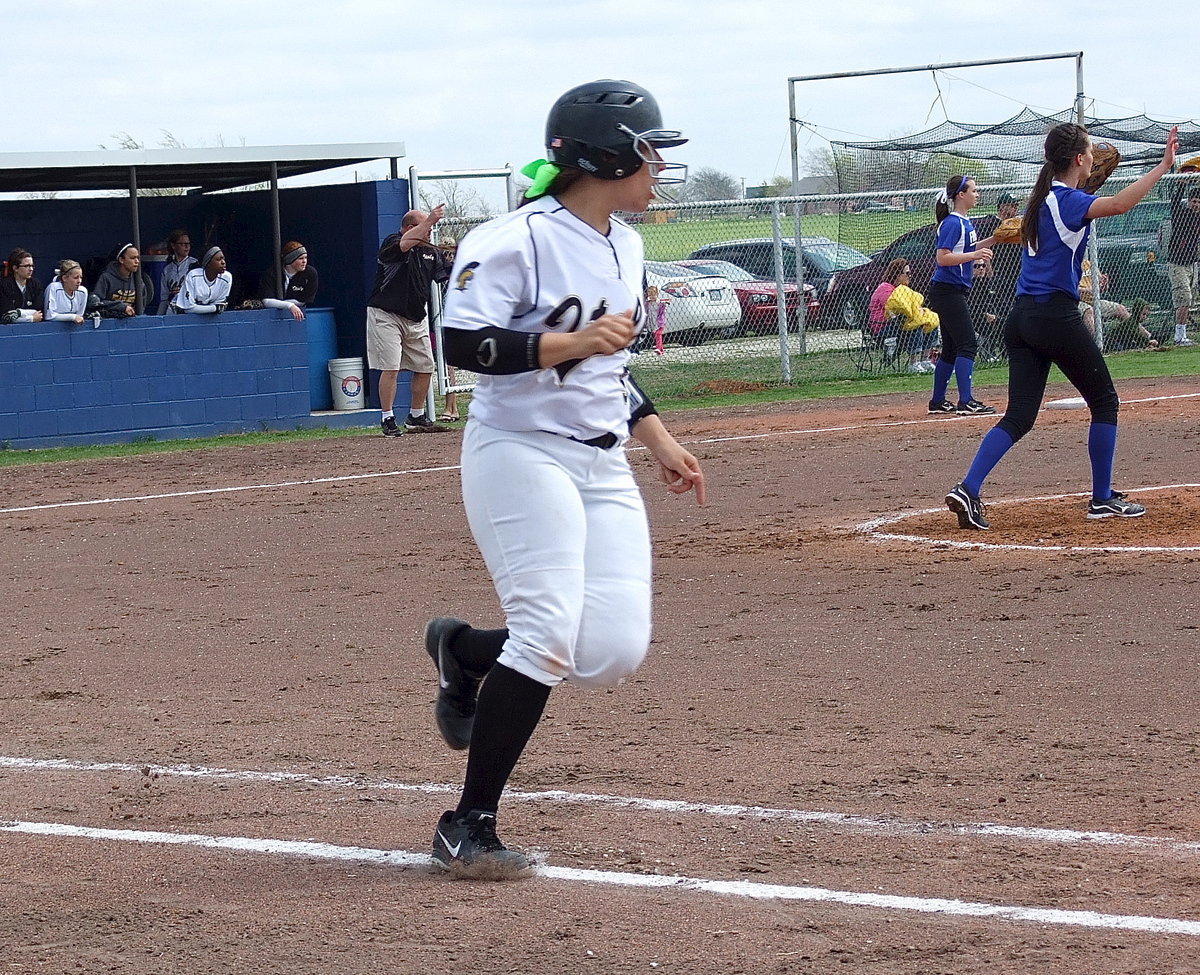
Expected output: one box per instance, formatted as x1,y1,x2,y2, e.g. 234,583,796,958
1017,182,1096,298
931,213,977,288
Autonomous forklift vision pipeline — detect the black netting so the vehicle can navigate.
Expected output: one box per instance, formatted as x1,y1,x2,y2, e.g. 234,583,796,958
829,108,1200,193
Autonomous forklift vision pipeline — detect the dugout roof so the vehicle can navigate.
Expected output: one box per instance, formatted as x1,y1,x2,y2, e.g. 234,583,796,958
834,108,1200,167
0,142,407,195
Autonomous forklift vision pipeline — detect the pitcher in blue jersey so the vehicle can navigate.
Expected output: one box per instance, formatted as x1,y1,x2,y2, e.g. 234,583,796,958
946,123,1178,530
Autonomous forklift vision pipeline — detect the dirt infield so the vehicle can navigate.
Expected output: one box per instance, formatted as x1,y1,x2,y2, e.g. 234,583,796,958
2,376,1199,974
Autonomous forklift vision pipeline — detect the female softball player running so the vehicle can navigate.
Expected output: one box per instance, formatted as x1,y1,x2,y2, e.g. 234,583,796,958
946,123,1178,530
422,80,705,876
926,174,996,416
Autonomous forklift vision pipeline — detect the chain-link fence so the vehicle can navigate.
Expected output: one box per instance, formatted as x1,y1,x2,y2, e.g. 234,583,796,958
429,175,1198,406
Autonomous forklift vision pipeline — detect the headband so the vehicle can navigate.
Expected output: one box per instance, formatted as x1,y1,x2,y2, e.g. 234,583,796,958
202,246,223,267
283,246,307,265
937,176,972,206
521,158,562,199
117,243,136,260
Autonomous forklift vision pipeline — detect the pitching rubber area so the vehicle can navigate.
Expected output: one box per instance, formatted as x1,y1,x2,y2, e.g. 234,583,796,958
1,376,1198,974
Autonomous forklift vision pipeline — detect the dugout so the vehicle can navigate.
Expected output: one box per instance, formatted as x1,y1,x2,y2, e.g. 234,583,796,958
0,143,414,448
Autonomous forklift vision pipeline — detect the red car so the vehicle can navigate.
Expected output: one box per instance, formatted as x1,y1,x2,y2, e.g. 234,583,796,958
674,259,820,333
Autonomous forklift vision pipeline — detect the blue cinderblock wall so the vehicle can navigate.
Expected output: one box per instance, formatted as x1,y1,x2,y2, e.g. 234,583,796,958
0,178,415,447
1,309,317,448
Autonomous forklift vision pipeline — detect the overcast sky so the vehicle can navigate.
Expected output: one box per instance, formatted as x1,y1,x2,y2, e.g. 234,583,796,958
13,0,1195,199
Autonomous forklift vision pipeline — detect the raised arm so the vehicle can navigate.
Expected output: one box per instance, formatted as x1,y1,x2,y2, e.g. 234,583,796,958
1088,127,1178,219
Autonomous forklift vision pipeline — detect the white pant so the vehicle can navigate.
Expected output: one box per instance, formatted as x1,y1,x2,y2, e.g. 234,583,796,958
461,421,652,688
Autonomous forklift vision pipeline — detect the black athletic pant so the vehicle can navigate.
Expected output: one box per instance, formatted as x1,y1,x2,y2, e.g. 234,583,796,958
927,281,976,364
998,293,1119,442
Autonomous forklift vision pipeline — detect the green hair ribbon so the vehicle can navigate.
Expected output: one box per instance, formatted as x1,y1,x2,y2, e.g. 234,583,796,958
521,158,561,199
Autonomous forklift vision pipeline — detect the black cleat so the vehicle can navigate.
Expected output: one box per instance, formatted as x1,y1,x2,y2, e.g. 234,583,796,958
928,399,957,415
946,482,990,530
1087,491,1146,520
956,399,997,415
381,416,403,437
432,809,532,878
424,617,482,750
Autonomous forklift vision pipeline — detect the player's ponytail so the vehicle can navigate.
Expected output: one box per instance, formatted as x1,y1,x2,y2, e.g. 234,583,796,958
935,175,971,224
520,168,584,207
1022,123,1090,253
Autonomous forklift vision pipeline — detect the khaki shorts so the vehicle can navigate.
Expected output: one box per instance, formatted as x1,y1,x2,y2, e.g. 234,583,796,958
366,307,435,373
1167,262,1194,310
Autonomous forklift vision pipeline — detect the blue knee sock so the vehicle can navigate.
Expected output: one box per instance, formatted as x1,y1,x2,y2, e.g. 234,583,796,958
954,356,975,404
932,359,954,402
963,426,1015,497
1088,421,1118,501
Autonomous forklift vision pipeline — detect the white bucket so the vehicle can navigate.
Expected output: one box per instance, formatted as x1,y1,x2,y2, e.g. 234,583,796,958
328,357,366,410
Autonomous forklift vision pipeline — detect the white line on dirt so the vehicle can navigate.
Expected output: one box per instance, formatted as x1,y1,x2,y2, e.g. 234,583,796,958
1,390,1197,515
0,464,462,514
859,483,1200,552
3,755,1197,857
1,819,1197,937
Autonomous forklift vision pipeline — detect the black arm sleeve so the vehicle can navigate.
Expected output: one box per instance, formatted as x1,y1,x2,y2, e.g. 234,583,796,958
627,372,659,427
443,326,543,375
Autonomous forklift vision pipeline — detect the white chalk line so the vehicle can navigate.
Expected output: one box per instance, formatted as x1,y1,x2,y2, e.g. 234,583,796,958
858,483,1200,553
1,819,1196,937
2,389,1197,515
0,464,462,514
3,755,1196,857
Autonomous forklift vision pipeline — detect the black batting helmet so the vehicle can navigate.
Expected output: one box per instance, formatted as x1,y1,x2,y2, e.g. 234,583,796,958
545,80,687,181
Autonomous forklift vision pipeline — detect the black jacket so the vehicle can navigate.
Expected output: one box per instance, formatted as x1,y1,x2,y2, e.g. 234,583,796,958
367,235,452,320
0,275,43,316
258,265,319,305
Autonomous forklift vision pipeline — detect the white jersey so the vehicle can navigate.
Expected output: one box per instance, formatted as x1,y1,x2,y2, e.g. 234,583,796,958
44,281,88,320
176,267,232,310
441,195,645,442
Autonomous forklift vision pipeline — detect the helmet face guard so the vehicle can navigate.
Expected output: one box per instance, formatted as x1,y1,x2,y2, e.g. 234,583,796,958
617,124,688,186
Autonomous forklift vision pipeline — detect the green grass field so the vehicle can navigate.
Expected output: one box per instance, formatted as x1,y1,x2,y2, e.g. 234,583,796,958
636,208,938,262
5,344,1196,467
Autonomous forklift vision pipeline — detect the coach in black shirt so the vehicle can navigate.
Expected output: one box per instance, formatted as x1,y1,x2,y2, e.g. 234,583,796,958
365,204,453,436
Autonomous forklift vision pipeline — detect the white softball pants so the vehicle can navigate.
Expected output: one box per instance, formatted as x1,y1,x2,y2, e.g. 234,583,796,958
461,421,653,689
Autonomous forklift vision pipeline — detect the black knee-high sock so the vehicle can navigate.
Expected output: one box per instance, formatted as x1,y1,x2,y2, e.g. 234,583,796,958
455,663,551,817
451,626,508,675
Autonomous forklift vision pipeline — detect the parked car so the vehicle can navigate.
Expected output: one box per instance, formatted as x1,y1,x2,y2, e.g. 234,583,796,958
1097,199,1172,308
686,236,870,327
673,258,819,331
643,260,742,342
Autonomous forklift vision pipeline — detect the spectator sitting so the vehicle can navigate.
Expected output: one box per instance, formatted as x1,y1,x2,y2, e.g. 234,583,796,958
174,246,232,314
1078,269,1161,350
44,260,91,325
258,241,318,321
93,243,153,316
884,277,941,373
1,249,44,323
869,258,935,372
158,229,197,314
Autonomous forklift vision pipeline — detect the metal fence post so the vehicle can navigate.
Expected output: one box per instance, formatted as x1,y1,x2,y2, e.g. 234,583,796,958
1087,229,1105,350
770,201,792,382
